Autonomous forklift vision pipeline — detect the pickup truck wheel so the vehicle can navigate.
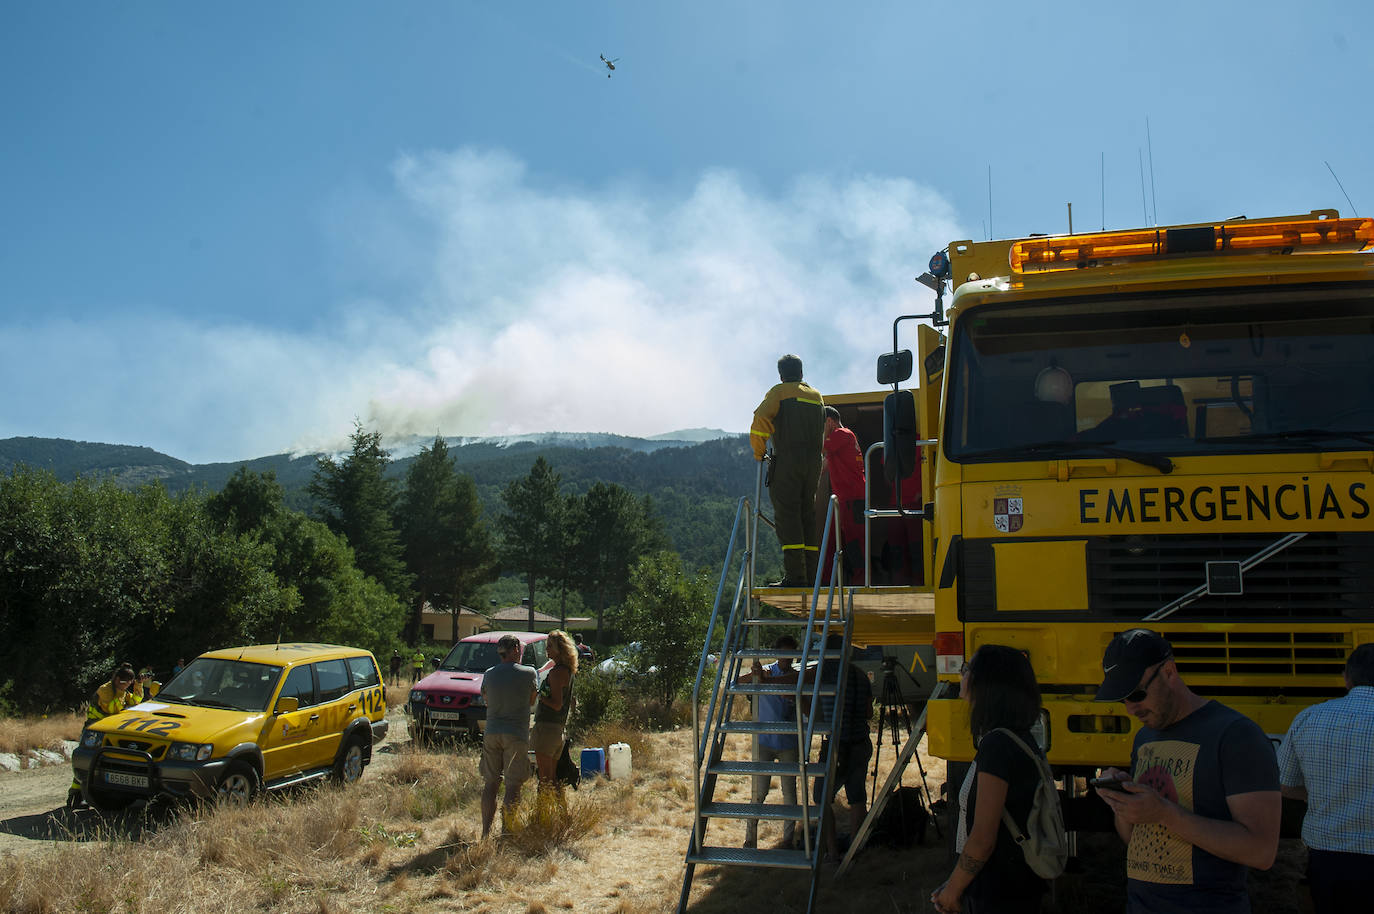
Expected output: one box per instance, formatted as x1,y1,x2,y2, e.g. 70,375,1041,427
216,760,260,806
333,735,366,784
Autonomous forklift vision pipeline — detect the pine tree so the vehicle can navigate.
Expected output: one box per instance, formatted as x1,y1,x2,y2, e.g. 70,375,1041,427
396,437,498,643
307,422,413,605
497,457,564,629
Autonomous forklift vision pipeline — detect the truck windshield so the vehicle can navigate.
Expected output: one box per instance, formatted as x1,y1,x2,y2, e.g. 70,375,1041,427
944,284,1374,462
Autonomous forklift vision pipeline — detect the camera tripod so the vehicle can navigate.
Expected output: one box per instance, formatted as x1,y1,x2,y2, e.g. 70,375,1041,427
871,655,942,839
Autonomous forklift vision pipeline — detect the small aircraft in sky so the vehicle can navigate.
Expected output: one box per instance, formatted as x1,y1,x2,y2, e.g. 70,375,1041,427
600,53,620,77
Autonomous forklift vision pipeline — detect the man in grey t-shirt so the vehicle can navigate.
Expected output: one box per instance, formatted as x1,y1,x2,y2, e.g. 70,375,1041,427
480,634,538,838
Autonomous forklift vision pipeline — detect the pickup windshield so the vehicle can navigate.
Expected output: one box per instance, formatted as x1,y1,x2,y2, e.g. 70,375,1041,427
945,283,1374,462
439,641,501,673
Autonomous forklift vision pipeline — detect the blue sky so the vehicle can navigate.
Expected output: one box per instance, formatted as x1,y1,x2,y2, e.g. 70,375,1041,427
2,1,1369,463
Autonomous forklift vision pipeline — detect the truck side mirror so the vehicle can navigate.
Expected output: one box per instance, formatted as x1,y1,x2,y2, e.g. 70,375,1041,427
877,350,913,385
274,696,299,715
883,390,918,482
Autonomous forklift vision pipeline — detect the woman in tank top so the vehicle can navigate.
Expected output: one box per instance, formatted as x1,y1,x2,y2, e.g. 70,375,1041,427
532,629,578,819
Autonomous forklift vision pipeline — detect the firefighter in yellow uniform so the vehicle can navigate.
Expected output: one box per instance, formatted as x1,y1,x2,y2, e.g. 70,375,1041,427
752,354,826,587
412,648,426,683
69,664,142,808
138,666,161,702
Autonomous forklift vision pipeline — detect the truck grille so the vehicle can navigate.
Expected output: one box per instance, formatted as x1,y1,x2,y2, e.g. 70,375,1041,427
1087,532,1374,620
1161,629,1352,678
958,531,1374,622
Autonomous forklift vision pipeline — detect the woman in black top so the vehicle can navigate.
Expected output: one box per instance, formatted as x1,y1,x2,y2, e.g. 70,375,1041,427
932,645,1049,914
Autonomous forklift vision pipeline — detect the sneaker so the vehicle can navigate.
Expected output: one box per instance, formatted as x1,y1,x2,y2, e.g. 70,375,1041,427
767,579,808,589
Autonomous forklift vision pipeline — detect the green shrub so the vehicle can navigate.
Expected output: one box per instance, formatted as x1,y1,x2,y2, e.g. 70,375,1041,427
568,668,626,740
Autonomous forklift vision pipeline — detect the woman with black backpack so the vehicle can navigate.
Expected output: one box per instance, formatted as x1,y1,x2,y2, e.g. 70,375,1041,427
932,645,1052,914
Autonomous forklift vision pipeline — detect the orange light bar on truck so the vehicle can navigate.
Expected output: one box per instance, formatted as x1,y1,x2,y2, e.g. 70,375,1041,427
1010,216,1374,273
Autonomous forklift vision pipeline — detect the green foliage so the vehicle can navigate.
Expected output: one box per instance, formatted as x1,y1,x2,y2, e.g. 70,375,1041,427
308,422,413,603
0,466,408,714
576,483,669,642
496,457,565,625
396,437,498,643
567,668,628,741
207,466,285,533
606,551,713,709
0,470,290,712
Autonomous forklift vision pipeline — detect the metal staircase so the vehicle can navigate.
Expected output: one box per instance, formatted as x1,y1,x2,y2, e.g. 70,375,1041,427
677,463,856,914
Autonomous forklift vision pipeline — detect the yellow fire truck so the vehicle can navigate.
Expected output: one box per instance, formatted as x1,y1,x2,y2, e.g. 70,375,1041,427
679,210,1372,908
904,209,1374,777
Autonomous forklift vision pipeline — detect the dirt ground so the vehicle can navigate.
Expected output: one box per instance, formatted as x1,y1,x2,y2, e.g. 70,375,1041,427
0,710,1312,913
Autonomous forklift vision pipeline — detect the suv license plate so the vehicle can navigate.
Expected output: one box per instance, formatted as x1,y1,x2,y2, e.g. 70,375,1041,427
427,710,465,721
105,771,149,788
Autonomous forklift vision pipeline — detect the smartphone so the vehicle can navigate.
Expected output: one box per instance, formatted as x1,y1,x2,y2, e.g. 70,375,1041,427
1090,776,1129,792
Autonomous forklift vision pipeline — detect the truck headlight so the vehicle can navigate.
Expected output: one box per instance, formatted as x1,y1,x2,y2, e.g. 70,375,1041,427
409,690,425,703
168,742,214,761
81,729,103,748
470,694,485,708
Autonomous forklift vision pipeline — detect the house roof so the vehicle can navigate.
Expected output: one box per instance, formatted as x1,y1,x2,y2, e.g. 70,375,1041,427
490,605,563,624
418,603,485,619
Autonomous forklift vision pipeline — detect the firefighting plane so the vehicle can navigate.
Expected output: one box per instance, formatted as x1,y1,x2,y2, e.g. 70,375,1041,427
600,54,620,77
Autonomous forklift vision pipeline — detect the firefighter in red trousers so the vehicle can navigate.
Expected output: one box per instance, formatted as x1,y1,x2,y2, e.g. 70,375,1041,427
822,406,866,582
751,354,825,587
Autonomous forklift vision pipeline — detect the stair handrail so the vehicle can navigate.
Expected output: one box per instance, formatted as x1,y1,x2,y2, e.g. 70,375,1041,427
691,492,752,770
862,439,937,585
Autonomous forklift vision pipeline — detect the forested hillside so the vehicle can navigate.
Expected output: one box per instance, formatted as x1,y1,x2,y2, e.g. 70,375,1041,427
0,434,778,589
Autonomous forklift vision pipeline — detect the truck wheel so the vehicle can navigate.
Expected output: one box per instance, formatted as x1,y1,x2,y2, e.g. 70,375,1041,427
333,735,367,784
216,760,260,806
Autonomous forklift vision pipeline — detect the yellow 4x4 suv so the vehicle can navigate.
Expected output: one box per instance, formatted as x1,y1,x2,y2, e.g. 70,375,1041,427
72,643,389,810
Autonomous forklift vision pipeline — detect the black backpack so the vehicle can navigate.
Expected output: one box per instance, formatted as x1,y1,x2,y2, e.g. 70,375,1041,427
555,739,581,791
872,786,929,847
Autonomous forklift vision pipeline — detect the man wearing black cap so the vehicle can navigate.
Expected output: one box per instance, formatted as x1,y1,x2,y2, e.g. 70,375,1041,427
1093,629,1280,914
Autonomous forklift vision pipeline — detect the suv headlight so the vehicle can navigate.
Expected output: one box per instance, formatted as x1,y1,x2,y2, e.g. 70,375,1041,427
168,742,214,762
470,694,485,708
81,729,103,748
409,690,426,703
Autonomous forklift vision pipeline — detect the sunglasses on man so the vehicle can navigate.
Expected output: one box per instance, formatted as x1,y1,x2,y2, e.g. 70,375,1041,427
1124,659,1169,703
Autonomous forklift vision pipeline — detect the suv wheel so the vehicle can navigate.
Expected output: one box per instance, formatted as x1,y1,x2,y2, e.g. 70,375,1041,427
333,735,366,784
216,760,260,806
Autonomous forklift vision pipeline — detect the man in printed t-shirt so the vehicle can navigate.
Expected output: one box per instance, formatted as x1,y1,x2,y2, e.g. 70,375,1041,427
1093,629,1281,914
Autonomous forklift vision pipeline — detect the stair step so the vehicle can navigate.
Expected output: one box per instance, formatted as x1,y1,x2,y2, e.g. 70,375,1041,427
688,845,813,869
730,682,834,696
702,800,807,820
708,759,825,777
733,648,841,661
719,720,830,737
739,617,834,627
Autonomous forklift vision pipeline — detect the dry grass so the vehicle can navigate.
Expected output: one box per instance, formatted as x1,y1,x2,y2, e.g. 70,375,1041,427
0,715,1311,913
0,712,83,758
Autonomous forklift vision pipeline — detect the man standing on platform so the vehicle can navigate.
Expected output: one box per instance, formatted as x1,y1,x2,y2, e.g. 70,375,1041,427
751,354,825,587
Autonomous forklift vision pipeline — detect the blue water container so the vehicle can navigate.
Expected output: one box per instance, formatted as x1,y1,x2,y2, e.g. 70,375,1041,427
580,747,606,779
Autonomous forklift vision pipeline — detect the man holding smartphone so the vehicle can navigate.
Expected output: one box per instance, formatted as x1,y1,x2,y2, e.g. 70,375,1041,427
1093,629,1281,914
